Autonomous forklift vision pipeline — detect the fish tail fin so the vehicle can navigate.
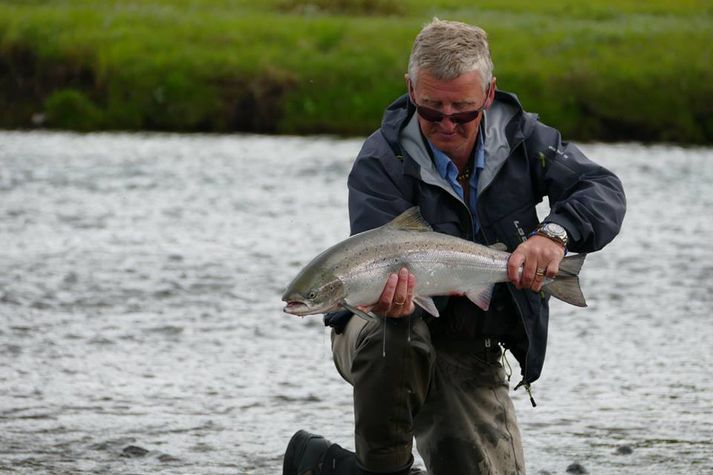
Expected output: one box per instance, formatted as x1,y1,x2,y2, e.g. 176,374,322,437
558,253,586,277
543,254,588,307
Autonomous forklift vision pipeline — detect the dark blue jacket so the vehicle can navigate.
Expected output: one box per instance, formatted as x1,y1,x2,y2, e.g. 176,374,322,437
325,90,626,386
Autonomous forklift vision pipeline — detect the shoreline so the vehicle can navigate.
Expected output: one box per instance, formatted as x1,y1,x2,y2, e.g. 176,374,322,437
1,1,711,144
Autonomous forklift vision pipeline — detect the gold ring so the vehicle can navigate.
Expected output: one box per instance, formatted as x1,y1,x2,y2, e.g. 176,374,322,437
535,268,546,277
394,299,406,306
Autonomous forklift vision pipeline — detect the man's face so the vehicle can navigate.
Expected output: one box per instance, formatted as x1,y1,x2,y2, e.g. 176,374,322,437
408,69,491,162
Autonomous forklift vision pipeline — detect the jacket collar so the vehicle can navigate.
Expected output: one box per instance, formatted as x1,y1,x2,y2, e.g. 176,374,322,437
392,90,526,196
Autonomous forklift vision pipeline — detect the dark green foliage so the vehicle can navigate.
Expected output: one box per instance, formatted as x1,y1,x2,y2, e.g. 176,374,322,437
0,0,711,142
278,0,404,16
44,89,103,130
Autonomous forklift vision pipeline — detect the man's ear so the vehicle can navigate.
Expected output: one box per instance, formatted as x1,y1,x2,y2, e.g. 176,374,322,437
484,77,497,109
405,75,415,102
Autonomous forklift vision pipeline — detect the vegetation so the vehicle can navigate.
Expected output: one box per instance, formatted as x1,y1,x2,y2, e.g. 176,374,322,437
1,0,712,143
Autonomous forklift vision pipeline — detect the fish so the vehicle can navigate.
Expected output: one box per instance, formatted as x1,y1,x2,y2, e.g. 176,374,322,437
282,207,586,321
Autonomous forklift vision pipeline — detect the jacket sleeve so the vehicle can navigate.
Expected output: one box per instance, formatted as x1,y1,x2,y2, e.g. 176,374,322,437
347,133,414,235
525,119,626,253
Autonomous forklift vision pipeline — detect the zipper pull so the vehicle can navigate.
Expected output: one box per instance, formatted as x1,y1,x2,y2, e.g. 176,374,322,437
524,383,537,407
514,380,538,407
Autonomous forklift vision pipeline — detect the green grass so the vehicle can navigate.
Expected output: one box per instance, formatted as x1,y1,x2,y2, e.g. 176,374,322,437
1,0,712,142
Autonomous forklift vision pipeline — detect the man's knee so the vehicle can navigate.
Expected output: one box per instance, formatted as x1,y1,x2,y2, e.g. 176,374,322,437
333,314,433,384
351,315,433,383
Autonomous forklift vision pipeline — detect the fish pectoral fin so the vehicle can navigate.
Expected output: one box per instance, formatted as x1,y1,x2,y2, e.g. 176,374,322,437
465,285,495,311
413,295,439,317
340,302,380,322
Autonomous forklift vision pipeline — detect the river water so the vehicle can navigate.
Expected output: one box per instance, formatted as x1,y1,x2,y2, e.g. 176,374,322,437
0,131,711,474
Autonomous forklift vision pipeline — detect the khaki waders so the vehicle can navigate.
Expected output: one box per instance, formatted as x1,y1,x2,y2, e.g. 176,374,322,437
332,314,525,475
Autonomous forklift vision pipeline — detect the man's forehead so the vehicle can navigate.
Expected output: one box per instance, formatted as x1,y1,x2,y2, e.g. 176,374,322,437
418,95,479,106
412,70,484,100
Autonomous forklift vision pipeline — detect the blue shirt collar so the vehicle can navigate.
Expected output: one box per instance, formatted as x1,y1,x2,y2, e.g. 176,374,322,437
428,126,486,183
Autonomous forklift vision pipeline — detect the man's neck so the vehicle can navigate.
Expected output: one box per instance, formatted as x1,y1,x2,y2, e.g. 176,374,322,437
449,130,479,171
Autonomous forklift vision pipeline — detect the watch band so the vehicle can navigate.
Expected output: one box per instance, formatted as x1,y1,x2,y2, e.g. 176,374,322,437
535,222,568,248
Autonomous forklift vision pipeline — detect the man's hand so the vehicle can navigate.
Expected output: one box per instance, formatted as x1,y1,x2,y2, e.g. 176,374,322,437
358,267,416,318
507,235,565,292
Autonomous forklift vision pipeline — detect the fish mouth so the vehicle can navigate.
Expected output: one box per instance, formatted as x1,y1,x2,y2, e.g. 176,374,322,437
283,301,311,316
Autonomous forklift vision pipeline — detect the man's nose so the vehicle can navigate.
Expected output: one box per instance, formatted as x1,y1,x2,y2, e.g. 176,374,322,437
438,116,458,131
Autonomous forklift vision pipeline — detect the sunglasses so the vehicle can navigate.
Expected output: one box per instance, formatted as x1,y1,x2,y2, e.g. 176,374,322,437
413,103,483,124
410,84,490,125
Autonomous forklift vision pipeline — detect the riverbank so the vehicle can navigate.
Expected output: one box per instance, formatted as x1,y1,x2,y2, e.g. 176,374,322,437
1,0,712,143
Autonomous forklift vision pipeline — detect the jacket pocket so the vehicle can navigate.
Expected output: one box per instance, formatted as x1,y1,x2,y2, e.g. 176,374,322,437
483,202,540,249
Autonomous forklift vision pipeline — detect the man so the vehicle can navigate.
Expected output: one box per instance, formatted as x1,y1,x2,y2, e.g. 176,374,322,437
283,19,625,475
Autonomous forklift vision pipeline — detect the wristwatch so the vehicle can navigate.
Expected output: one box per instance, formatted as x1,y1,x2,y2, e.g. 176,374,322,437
535,222,568,248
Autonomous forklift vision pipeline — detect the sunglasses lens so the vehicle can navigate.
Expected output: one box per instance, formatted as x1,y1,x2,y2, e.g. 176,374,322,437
451,111,480,124
416,106,444,122
416,105,479,124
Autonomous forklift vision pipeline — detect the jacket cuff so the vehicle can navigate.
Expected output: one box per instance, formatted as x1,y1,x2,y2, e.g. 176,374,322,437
542,213,580,246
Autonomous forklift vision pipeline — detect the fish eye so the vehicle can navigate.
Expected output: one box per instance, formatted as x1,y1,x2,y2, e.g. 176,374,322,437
308,291,317,299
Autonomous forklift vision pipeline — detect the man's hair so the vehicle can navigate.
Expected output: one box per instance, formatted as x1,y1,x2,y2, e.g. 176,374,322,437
407,18,493,92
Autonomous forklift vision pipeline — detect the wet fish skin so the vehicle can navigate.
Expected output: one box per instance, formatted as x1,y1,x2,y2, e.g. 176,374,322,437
282,207,586,318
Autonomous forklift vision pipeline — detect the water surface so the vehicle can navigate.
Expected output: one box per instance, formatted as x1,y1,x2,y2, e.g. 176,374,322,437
0,132,711,474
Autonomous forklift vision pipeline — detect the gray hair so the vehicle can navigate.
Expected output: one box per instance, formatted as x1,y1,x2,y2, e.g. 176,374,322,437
407,18,494,93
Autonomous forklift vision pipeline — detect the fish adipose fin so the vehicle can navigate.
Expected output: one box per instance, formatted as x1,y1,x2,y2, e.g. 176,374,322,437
385,207,433,232
340,302,380,322
487,242,508,252
466,285,495,311
543,253,588,307
413,295,440,317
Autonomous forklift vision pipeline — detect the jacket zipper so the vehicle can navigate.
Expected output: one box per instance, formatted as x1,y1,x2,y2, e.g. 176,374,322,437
477,189,537,408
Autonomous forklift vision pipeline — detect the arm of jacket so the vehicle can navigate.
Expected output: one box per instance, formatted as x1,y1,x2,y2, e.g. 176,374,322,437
347,131,416,234
524,118,627,253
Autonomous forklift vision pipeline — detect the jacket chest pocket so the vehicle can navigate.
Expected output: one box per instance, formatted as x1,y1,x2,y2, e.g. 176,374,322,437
481,201,540,249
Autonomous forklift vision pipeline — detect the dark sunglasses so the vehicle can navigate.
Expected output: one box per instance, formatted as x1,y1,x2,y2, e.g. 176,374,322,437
411,85,490,124
413,103,483,124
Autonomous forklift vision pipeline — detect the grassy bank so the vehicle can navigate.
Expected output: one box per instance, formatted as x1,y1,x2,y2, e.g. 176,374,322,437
1,0,712,143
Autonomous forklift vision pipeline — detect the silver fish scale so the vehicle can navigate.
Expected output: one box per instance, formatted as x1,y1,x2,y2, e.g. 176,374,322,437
337,229,510,306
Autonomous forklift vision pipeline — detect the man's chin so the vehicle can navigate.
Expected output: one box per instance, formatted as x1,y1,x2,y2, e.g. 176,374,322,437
432,139,460,155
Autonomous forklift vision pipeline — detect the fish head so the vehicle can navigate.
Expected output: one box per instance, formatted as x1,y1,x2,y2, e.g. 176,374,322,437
282,270,345,317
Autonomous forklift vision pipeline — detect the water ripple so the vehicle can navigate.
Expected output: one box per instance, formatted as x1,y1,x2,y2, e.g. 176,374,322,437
0,133,711,474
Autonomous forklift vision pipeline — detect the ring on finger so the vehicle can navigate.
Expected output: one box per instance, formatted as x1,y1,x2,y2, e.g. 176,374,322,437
394,299,406,306
535,267,546,277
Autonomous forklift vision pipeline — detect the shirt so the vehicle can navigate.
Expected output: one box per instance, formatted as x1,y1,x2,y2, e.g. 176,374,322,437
428,125,486,237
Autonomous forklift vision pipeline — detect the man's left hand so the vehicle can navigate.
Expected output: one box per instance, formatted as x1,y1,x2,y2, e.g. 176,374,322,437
507,235,565,292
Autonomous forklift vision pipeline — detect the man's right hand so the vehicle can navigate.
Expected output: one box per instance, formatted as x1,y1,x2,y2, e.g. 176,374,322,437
358,267,416,318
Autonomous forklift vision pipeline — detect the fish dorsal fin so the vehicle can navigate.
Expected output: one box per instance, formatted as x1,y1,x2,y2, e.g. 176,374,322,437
487,242,508,252
384,207,433,232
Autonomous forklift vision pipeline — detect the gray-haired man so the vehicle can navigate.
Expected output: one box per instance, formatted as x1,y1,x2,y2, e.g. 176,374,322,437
283,18,625,475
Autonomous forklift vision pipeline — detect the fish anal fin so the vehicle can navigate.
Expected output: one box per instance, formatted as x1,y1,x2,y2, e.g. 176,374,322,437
413,295,439,317
340,302,380,322
466,285,495,311
384,207,433,232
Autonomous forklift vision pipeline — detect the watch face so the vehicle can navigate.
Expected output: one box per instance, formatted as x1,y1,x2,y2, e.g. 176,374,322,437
543,223,567,241
545,223,562,235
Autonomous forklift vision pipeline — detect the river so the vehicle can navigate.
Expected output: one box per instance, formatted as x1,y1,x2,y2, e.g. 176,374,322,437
0,131,711,474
